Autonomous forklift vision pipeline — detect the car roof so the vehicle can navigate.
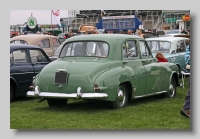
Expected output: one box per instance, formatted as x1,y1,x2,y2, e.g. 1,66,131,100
10,34,57,45
10,44,41,51
67,34,143,42
145,37,189,42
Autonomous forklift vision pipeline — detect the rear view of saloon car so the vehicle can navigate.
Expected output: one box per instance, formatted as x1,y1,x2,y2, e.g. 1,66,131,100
27,34,180,109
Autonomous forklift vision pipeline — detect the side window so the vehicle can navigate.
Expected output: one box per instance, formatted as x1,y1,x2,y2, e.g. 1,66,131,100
139,41,151,58
176,40,186,53
10,40,28,45
52,38,61,48
10,50,28,64
38,39,50,48
122,41,138,58
29,50,49,63
147,41,159,51
127,41,138,58
122,42,128,58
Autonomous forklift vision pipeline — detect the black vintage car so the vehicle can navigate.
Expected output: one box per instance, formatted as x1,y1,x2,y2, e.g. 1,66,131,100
10,44,51,102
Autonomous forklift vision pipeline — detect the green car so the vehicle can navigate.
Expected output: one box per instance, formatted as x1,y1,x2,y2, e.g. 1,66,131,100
27,34,180,109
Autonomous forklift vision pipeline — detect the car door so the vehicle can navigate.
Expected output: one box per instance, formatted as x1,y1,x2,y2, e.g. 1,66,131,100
122,40,146,97
138,40,163,94
28,49,51,76
176,39,188,71
10,49,35,94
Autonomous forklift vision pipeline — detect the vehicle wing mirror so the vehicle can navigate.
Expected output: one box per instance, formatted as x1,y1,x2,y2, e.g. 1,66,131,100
32,59,37,65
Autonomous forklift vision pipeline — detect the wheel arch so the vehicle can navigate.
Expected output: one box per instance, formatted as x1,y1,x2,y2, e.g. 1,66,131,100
171,72,179,87
120,81,133,103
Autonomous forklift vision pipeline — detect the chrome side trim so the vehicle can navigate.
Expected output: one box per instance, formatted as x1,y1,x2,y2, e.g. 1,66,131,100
10,72,35,75
134,91,167,99
57,69,67,72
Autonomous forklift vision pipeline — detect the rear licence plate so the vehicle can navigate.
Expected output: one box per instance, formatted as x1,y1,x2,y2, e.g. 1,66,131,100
54,71,67,85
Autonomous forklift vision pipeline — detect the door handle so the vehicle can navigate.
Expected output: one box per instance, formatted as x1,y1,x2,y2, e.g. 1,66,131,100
123,61,128,64
171,57,175,60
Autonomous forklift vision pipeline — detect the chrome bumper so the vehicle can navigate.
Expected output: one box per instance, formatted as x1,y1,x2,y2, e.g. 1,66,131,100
27,86,108,99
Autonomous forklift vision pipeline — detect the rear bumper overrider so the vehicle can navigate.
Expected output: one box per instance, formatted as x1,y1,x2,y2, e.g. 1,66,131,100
27,86,108,99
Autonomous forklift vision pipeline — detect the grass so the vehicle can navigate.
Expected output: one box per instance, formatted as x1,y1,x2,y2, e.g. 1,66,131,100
10,77,190,130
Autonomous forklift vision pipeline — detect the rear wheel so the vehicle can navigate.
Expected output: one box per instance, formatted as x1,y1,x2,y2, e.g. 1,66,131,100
47,98,68,107
110,84,128,109
165,77,176,98
10,86,14,103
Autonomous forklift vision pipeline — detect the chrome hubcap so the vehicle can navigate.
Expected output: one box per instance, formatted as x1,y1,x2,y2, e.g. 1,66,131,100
168,82,175,97
117,88,125,106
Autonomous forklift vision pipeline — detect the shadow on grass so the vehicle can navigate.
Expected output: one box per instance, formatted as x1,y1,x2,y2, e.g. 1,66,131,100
11,97,35,102
33,99,112,112
31,95,164,113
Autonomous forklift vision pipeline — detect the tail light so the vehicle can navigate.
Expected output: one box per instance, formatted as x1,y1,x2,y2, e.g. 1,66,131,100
94,83,101,91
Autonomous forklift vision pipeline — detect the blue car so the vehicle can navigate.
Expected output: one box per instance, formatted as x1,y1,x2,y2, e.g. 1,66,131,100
146,37,190,74
10,44,51,102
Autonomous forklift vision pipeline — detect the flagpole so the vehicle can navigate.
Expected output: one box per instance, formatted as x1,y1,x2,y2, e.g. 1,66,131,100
68,10,69,32
51,10,53,31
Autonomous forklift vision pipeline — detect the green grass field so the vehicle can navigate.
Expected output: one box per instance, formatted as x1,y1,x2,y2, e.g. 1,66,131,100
10,77,190,130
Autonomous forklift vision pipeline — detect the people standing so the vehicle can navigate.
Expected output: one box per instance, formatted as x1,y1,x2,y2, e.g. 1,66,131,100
180,44,190,118
90,29,99,34
68,29,74,38
181,28,188,34
64,31,69,39
185,44,190,70
180,79,190,118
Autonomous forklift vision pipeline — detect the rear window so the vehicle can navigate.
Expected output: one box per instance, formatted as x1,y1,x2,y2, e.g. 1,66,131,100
10,40,28,45
60,41,109,58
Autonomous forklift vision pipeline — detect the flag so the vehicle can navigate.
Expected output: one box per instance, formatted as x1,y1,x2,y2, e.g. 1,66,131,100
52,10,61,27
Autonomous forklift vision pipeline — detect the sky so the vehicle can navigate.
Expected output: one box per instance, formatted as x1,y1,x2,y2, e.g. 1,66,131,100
10,10,69,25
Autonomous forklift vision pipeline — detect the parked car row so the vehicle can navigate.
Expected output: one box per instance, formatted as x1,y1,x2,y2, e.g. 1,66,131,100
10,34,62,59
146,37,190,74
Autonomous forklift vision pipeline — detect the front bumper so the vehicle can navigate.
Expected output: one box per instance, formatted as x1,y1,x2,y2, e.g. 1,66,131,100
27,86,108,99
